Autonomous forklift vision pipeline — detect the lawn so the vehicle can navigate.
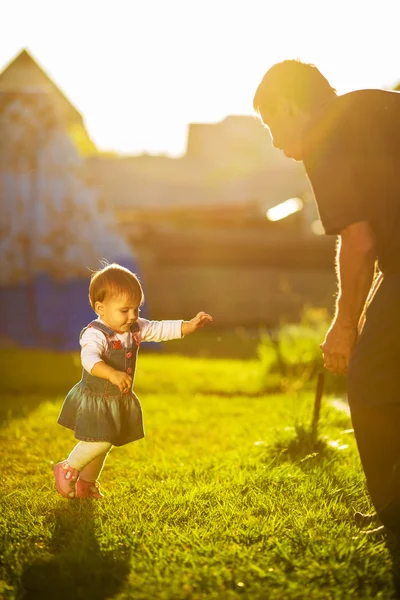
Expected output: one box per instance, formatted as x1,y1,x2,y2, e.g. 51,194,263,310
0,350,397,599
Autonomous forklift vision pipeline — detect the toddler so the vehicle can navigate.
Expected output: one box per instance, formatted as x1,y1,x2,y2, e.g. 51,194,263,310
53,263,212,499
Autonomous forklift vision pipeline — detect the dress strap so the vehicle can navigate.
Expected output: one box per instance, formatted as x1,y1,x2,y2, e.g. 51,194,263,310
79,320,139,339
79,320,115,339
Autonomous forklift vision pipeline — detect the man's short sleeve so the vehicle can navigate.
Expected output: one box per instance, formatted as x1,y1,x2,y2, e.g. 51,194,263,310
304,114,369,235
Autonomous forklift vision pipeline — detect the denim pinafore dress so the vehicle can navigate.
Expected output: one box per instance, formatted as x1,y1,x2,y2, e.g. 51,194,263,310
57,320,144,446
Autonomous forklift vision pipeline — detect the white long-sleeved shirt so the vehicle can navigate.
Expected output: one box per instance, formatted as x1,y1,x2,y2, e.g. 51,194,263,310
80,317,183,374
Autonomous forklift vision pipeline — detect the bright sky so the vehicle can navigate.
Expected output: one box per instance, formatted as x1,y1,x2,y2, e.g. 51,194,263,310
1,0,399,156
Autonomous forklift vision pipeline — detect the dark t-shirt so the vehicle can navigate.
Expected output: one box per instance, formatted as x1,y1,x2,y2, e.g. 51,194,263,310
302,89,400,274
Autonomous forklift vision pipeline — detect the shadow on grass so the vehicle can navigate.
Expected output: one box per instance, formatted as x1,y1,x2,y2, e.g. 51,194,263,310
0,394,51,427
18,502,131,600
268,423,335,466
268,427,400,598
387,534,400,599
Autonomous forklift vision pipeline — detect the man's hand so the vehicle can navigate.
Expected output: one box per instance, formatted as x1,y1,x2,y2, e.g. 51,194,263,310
181,312,213,336
109,370,133,393
320,321,358,375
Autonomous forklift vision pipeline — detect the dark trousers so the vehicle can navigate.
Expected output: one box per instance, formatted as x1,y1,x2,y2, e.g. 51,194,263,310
348,274,400,533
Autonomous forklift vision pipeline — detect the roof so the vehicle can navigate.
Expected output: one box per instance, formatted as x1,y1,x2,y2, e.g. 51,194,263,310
0,49,97,154
87,154,311,212
0,49,83,125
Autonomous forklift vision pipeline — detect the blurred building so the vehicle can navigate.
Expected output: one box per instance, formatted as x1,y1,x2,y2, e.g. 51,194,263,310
88,115,312,212
187,114,282,168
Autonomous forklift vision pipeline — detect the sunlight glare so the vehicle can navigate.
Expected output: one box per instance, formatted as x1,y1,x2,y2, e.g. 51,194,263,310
266,198,303,222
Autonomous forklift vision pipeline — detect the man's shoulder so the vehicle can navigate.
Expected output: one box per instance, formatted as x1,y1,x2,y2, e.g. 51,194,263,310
304,88,400,165
321,89,400,129
336,88,400,116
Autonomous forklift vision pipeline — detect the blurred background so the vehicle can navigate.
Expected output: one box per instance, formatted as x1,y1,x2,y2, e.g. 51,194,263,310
1,0,399,357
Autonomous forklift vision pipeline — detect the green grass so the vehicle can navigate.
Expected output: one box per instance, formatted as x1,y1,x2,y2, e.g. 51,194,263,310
0,352,398,599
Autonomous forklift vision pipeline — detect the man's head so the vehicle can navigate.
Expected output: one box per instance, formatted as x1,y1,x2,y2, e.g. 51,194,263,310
253,60,336,160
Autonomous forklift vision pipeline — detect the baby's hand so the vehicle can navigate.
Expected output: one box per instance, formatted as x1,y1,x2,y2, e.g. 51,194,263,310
109,370,133,393
182,312,213,336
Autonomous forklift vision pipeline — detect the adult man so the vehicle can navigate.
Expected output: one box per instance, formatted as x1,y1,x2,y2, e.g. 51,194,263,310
253,60,400,538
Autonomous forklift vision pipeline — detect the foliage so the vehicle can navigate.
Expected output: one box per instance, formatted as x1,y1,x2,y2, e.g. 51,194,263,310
257,308,346,394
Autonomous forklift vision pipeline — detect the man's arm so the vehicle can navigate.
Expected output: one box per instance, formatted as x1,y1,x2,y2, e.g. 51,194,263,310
321,221,376,375
335,221,376,328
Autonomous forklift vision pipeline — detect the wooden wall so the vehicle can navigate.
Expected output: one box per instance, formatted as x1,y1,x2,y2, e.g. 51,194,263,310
130,227,337,325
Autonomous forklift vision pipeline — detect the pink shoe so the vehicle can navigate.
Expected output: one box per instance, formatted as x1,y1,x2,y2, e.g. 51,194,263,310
53,461,80,499
75,479,104,499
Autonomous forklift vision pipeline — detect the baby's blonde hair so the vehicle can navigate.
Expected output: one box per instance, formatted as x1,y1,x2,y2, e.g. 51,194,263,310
89,263,144,310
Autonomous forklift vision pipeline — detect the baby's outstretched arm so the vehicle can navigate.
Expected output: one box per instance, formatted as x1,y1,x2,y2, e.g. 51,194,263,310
181,312,213,336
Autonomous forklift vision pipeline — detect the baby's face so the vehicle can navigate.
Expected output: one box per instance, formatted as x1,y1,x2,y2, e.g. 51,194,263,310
98,294,141,334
